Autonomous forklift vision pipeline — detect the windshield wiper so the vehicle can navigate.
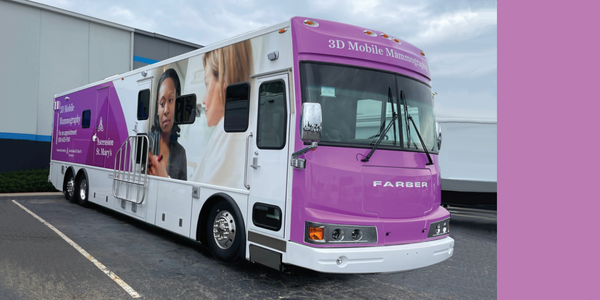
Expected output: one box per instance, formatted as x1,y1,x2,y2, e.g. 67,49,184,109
361,112,397,162
362,88,396,162
407,115,433,166
368,119,387,142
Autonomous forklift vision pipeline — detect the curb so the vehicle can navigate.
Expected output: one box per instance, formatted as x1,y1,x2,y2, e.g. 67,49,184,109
0,192,65,200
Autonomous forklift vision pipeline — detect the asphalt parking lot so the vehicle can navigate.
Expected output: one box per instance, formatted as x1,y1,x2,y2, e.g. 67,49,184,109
0,194,497,300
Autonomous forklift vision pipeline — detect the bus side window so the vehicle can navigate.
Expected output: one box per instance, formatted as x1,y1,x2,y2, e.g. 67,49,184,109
257,80,286,149
224,82,250,132
137,89,150,120
82,110,91,128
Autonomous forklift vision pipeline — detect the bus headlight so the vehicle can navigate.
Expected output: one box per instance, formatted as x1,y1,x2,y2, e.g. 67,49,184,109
305,221,377,244
351,229,363,241
428,218,450,238
331,229,343,241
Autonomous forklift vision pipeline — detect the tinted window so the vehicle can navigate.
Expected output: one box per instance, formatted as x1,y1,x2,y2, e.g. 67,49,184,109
137,89,150,120
82,110,91,128
257,80,287,149
252,203,282,231
224,82,250,132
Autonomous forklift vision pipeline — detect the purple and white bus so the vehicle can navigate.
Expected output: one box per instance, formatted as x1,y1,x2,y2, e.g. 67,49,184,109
49,17,454,273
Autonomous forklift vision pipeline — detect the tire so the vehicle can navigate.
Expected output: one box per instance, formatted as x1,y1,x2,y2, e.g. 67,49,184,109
206,200,245,263
64,172,76,203
76,175,89,207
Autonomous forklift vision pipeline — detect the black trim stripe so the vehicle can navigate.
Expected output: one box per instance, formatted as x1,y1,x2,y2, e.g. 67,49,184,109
248,231,287,252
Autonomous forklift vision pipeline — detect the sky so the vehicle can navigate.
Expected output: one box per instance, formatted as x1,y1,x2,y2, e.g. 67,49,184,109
31,0,497,121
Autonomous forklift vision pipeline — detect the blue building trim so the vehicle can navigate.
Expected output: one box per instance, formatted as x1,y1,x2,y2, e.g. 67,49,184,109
133,56,159,65
0,132,51,142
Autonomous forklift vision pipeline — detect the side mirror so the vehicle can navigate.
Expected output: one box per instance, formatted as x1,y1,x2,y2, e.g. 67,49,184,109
436,121,442,150
300,103,322,142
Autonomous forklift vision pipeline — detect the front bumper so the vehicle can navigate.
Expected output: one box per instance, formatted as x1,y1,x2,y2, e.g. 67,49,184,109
285,236,454,274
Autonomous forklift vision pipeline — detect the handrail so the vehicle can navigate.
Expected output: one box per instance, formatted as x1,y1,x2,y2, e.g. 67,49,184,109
244,132,253,190
112,135,149,204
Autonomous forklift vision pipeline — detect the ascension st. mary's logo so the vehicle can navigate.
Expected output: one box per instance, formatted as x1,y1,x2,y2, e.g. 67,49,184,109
98,117,104,132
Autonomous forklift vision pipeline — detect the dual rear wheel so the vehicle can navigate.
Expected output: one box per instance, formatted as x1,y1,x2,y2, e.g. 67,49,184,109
64,171,89,207
76,176,89,207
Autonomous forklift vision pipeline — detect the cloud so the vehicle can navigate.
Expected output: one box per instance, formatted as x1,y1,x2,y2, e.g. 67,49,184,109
429,47,497,78
413,8,497,45
103,5,158,32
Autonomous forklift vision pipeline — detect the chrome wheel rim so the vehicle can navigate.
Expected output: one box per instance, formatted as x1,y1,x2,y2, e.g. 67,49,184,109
67,178,75,198
79,179,87,201
212,209,236,250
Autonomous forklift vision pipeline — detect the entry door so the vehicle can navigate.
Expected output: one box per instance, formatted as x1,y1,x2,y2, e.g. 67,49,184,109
93,87,109,167
248,74,291,238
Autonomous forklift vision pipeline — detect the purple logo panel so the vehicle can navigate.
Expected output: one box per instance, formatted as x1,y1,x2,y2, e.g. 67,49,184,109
291,17,430,80
362,166,434,219
52,82,129,169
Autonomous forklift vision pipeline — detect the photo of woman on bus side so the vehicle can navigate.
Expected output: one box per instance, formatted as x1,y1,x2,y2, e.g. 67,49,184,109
148,68,188,181
202,41,252,127
192,40,252,188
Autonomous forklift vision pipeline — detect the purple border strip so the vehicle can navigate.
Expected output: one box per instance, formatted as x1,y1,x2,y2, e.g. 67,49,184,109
501,1,600,298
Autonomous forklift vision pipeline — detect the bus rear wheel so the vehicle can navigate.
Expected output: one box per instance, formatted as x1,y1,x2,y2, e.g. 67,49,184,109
76,175,89,207
206,201,244,263
64,172,76,203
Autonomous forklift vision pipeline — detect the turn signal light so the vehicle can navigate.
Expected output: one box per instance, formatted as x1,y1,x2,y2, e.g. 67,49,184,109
309,227,324,241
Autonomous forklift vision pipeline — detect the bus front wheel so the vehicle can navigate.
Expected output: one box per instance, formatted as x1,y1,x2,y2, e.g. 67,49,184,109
206,200,244,263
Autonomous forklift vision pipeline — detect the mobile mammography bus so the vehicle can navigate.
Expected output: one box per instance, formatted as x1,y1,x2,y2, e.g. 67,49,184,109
49,17,454,273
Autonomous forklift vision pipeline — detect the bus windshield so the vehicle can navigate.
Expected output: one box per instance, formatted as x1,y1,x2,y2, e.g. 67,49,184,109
300,62,438,153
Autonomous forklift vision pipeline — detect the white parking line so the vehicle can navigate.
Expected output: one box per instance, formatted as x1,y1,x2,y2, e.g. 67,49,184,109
12,200,141,298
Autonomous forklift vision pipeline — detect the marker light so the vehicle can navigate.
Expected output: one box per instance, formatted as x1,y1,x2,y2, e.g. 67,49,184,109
279,28,287,34
309,226,324,241
393,38,400,44
364,30,377,37
420,50,425,56
304,19,319,27
381,33,391,40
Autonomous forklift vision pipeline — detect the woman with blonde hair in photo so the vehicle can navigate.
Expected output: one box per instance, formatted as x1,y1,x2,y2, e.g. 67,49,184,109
193,40,253,188
202,41,252,127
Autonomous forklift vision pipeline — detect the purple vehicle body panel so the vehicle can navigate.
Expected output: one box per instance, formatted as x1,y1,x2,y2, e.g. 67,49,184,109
51,82,128,170
289,17,447,247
